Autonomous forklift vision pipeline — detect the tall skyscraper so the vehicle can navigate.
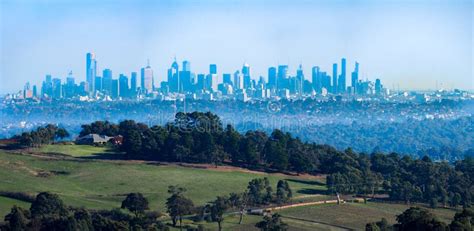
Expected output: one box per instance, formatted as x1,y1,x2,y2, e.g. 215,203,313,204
296,64,304,95
86,52,97,93
183,61,191,72
210,64,217,75
277,65,288,89
233,70,243,90
332,63,338,94
338,58,346,93
142,61,154,93
130,72,137,95
223,73,232,85
167,58,179,92
312,66,321,92
119,74,129,98
351,62,359,94
268,67,277,89
102,69,113,95
375,78,382,95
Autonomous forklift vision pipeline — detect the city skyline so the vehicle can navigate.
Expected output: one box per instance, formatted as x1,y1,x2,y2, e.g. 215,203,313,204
15,52,387,101
1,0,473,93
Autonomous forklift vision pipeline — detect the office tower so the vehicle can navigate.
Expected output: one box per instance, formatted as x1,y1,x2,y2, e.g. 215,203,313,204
41,74,53,97
95,76,102,92
65,72,75,98
312,66,321,93
338,58,346,93
277,65,288,89
102,69,113,95
52,78,62,99
167,59,179,92
332,63,338,94
205,74,217,91
142,61,154,93
233,70,243,90
119,74,129,98
183,61,191,72
223,73,232,85
268,67,277,89
112,79,119,98
351,62,359,94
86,52,97,93
296,64,304,95
242,63,250,77
321,72,331,92
196,74,205,91
375,78,382,95
210,64,217,75
130,72,137,95
32,85,37,98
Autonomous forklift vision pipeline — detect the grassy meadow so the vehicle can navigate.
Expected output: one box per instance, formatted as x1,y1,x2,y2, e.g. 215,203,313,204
0,145,325,217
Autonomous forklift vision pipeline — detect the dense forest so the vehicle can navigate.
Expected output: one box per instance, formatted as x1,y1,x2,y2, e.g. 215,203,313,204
290,116,474,162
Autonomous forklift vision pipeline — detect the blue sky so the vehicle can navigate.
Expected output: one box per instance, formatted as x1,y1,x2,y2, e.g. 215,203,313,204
0,0,472,93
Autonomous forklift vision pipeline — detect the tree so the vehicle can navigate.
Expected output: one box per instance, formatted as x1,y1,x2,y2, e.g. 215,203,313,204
55,128,70,140
121,193,150,217
450,208,474,230
394,207,448,231
4,206,29,231
255,213,288,231
275,180,292,204
166,186,194,230
228,192,247,224
210,196,230,231
30,192,67,218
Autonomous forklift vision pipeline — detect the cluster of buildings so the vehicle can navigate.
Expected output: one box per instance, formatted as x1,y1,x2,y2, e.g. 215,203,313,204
14,52,388,102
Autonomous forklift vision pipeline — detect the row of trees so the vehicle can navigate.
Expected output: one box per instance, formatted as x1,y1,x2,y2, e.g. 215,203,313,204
326,153,474,208
2,178,292,231
15,124,69,147
366,207,474,231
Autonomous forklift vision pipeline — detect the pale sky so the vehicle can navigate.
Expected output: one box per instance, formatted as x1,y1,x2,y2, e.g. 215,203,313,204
1,0,473,93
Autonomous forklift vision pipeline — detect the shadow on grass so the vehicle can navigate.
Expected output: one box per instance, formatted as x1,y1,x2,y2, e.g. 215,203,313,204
285,178,325,186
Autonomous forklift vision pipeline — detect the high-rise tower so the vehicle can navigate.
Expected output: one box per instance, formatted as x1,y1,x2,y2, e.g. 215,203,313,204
86,52,97,93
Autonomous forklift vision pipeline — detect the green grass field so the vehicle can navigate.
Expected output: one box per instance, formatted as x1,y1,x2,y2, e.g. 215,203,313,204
278,202,458,230
38,144,116,157
0,148,325,217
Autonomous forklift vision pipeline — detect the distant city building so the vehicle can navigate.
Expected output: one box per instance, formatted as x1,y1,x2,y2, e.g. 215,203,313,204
86,52,97,93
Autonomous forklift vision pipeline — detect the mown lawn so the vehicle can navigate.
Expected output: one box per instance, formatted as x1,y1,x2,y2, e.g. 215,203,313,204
37,144,116,157
278,202,458,230
0,149,326,217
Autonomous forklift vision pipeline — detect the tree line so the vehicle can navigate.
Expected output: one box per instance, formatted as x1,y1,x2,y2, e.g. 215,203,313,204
366,207,474,231
14,124,69,147
1,178,292,231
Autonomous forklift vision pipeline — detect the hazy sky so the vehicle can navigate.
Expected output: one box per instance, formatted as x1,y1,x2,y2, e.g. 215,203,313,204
1,0,473,93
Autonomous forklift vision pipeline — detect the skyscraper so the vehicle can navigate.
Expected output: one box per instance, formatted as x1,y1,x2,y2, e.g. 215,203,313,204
268,67,277,89
119,74,129,98
351,62,359,94
223,73,232,85
86,53,97,93
332,63,338,94
141,60,154,93
210,64,217,75
277,65,288,89
183,61,191,72
102,69,113,95
338,58,346,93
312,66,321,92
130,72,137,95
